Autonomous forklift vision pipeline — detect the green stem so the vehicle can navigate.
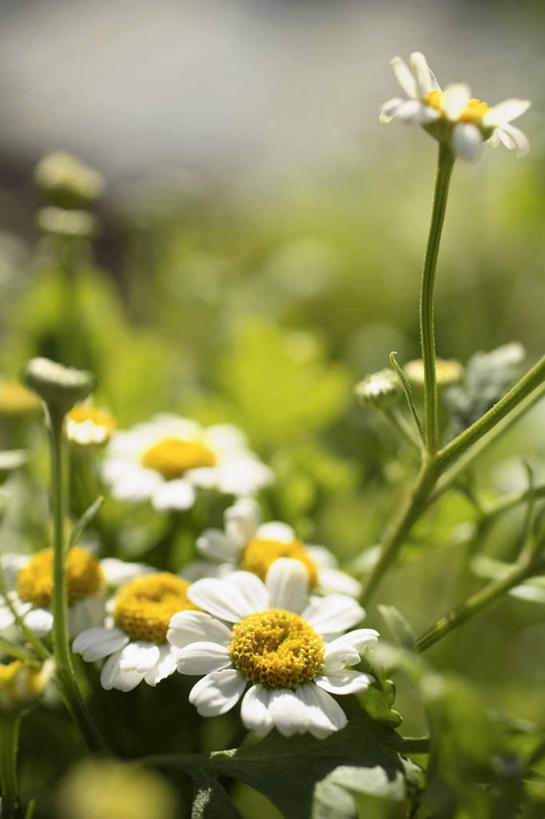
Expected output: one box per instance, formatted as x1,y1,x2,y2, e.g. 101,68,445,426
416,556,542,652
399,736,430,755
420,143,455,453
382,408,419,449
361,459,441,604
0,714,21,819
483,484,545,521
0,639,40,664
48,410,103,751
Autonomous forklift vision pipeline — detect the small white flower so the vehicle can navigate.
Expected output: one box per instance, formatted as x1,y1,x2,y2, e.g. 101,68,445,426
65,404,116,447
380,51,530,160
73,571,199,692
0,550,146,640
168,559,378,739
184,497,361,597
101,414,273,513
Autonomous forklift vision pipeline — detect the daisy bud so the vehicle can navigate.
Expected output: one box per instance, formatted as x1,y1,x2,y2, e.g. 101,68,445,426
404,357,463,388
37,207,96,240
34,152,104,210
56,759,178,819
22,358,94,418
354,368,400,410
0,659,54,716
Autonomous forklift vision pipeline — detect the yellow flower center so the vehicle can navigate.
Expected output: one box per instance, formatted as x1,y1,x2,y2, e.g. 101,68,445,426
424,90,491,125
65,406,116,444
239,537,319,588
0,660,47,713
140,438,217,480
16,547,104,608
113,573,198,643
0,379,41,415
230,609,325,688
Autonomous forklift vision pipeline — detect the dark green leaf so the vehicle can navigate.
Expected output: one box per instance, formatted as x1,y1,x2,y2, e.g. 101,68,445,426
191,768,242,819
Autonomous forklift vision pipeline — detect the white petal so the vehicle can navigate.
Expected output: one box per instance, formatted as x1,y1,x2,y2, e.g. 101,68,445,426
303,595,364,636
23,608,54,637
394,99,438,124
256,522,296,543
176,641,231,675
315,669,374,695
297,684,347,738
410,51,436,96
180,561,232,582
206,424,247,452
266,559,308,612
109,467,163,503
484,98,530,126
225,497,261,548
0,605,15,630
73,626,130,661
118,641,161,673
185,467,218,489
390,56,417,98
189,668,246,717
152,479,195,511
323,629,379,672
196,529,240,562
167,611,232,648
268,688,309,737
216,458,273,496
305,545,337,569
318,568,362,598
144,645,178,686
100,650,144,692
68,594,106,639
240,685,273,737
379,97,404,123
452,123,483,161
101,558,152,586
187,572,267,622
442,83,471,121
496,123,529,157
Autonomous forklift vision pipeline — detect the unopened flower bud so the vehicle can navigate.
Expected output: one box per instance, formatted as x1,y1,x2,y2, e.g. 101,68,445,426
22,358,94,417
34,152,104,210
37,207,96,239
0,659,54,715
56,759,178,819
355,369,400,409
404,358,463,388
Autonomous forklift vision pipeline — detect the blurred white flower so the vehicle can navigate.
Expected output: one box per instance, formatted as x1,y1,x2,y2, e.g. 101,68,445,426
101,414,273,512
0,550,145,639
185,497,361,597
168,559,378,739
65,405,116,447
380,51,530,161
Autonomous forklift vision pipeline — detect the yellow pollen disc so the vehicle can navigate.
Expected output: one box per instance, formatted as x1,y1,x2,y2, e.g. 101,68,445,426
113,573,198,643
424,90,491,125
65,406,116,441
240,537,319,588
0,661,23,686
16,547,104,608
230,609,325,689
140,438,217,480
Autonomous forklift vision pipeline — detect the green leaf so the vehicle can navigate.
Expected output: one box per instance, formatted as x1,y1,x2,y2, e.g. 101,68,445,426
378,604,417,651
191,769,242,819
207,717,412,818
67,495,104,550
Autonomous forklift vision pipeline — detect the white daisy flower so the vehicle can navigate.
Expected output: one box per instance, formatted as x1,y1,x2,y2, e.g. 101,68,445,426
185,497,362,597
0,550,145,639
65,404,116,447
101,414,273,513
72,571,200,692
379,51,530,161
168,559,378,739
